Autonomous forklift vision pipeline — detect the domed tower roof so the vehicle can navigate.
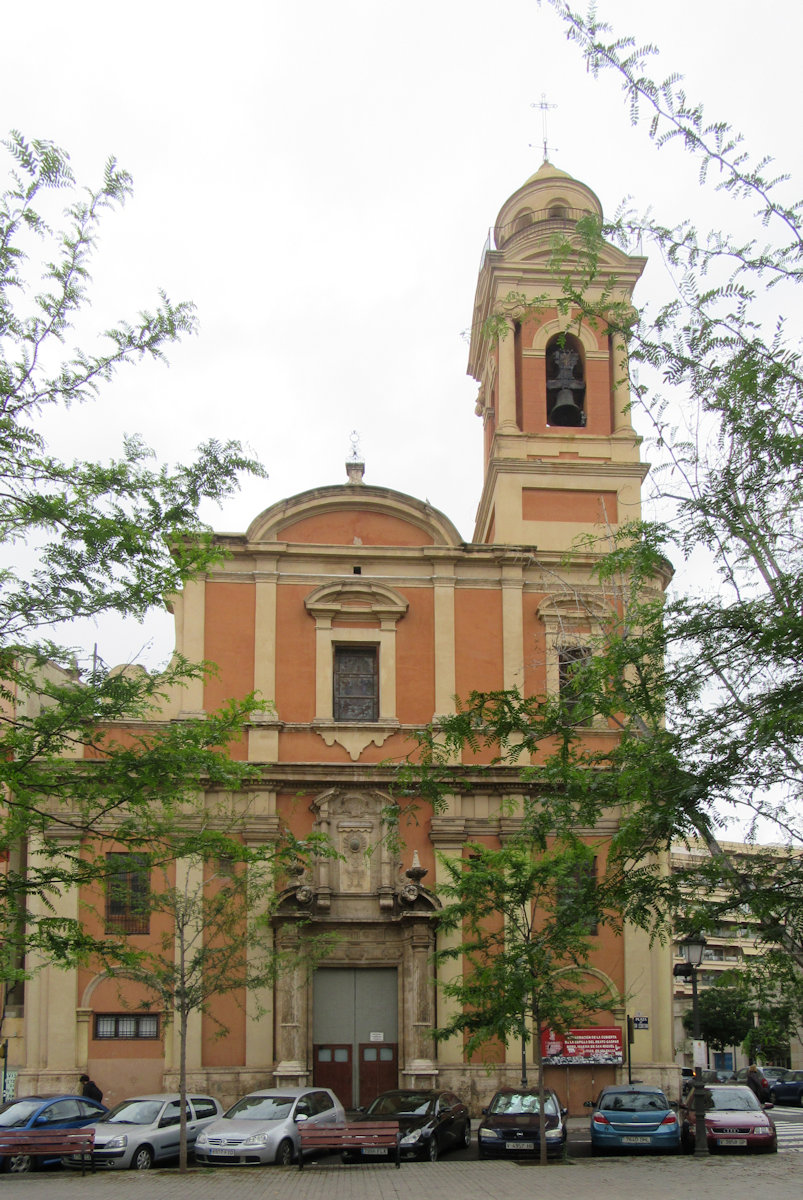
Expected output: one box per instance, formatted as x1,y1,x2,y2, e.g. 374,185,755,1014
493,160,604,251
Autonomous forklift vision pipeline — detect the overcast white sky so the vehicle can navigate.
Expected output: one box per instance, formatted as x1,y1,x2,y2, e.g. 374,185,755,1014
3,0,800,667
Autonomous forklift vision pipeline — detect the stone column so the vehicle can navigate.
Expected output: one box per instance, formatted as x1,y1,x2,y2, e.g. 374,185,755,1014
24,833,81,1079
176,578,206,715
497,319,518,431
170,857,204,1072
273,925,309,1086
610,330,633,432
400,919,437,1085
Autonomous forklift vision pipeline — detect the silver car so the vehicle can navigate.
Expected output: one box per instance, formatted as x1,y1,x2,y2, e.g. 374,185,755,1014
67,1093,223,1170
194,1086,345,1166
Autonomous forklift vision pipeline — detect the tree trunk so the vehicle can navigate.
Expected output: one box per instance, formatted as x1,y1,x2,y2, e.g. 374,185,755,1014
534,1008,547,1166
179,1003,188,1172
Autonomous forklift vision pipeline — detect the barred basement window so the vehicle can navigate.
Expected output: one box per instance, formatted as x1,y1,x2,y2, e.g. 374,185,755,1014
333,645,378,722
105,852,150,934
94,1013,160,1039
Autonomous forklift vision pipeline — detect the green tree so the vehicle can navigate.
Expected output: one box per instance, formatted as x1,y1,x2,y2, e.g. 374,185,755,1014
433,818,609,1164
0,130,266,990
681,983,753,1054
102,833,333,1171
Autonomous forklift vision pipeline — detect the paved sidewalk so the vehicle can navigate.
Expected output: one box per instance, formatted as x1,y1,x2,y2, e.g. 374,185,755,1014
3,1155,801,1200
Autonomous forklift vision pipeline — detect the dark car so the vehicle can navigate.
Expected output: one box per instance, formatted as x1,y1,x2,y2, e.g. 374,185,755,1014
731,1066,776,1100
587,1084,680,1155
681,1084,777,1153
0,1094,107,1173
477,1087,567,1160
769,1069,803,1106
347,1089,469,1163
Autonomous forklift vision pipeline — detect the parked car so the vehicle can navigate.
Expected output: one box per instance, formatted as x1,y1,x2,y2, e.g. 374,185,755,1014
0,1094,107,1173
681,1069,723,1096
762,1067,790,1083
769,1069,803,1106
731,1065,779,1100
477,1086,567,1160
681,1084,777,1153
586,1084,680,1155
64,1093,223,1170
348,1089,469,1162
194,1086,345,1166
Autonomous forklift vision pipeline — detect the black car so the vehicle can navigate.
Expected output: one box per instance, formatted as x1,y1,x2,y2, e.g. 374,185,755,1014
347,1089,470,1162
477,1087,567,1159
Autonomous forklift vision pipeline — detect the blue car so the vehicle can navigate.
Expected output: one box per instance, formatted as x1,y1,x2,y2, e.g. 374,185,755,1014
769,1070,803,1106
586,1084,680,1155
0,1094,107,1173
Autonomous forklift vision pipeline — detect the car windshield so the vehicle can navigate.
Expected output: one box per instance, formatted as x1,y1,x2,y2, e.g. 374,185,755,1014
367,1093,435,1117
225,1095,295,1121
488,1092,558,1116
705,1088,761,1112
600,1091,669,1113
102,1101,164,1125
0,1101,41,1128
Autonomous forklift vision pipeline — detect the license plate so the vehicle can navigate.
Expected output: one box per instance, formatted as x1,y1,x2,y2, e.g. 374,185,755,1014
505,1141,534,1150
621,1137,650,1144
209,1148,239,1156
717,1138,747,1146
362,1148,388,1156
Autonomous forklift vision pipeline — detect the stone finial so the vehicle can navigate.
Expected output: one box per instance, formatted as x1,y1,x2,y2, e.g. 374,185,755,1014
346,429,365,484
346,459,365,484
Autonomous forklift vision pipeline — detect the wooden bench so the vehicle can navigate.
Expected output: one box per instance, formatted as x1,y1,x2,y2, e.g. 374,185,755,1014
0,1127,96,1175
298,1120,400,1168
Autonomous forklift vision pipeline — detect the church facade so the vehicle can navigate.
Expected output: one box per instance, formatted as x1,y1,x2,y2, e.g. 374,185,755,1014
13,163,677,1115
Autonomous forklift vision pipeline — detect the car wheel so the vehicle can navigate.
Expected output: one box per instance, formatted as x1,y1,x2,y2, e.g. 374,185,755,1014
131,1144,154,1171
463,1121,471,1149
426,1137,438,1162
7,1154,34,1174
770,1090,778,1104
276,1138,294,1166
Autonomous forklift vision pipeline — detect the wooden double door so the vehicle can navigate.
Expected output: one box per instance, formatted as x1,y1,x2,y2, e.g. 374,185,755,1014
312,968,398,1109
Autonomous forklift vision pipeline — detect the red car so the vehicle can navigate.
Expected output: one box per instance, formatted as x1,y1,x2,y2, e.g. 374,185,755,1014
682,1085,777,1153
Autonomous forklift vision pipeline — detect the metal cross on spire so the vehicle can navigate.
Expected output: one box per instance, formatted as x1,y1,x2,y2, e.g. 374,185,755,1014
530,93,558,162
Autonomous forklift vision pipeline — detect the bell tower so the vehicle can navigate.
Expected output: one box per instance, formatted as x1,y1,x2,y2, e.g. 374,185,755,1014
468,162,648,549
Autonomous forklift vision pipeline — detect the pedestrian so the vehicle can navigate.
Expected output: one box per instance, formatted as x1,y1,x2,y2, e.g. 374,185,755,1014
79,1073,103,1103
746,1064,768,1102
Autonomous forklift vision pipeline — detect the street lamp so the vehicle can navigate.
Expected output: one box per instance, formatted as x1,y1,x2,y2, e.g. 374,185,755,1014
680,934,709,1156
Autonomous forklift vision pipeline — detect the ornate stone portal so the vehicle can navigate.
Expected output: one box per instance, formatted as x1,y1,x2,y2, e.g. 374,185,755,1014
273,789,439,1089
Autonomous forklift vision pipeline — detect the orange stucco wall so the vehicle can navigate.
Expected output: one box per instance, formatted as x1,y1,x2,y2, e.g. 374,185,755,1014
204,582,255,742
395,586,435,723
280,511,434,546
275,584,317,723
522,488,619,525
454,589,503,697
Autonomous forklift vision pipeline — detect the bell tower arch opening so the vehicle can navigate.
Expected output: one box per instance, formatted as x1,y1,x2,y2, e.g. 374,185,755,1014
545,331,586,427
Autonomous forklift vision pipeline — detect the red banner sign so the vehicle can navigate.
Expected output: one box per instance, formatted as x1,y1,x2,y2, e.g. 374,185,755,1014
540,1026,624,1065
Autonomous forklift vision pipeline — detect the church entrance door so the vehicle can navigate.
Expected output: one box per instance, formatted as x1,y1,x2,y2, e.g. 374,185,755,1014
312,967,398,1109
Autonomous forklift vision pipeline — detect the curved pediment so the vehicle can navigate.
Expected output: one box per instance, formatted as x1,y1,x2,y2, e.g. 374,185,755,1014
246,484,463,547
304,579,409,625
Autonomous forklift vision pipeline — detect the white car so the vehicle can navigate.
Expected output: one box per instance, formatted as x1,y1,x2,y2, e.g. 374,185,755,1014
195,1086,345,1166
65,1093,223,1170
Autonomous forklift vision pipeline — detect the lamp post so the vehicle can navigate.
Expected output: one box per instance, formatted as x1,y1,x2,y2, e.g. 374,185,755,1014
681,935,709,1156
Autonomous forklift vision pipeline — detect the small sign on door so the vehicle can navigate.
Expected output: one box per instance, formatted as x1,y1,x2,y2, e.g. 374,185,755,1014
369,1032,384,1042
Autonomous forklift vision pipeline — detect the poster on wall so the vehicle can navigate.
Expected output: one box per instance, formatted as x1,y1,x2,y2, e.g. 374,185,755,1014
540,1026,624,1065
